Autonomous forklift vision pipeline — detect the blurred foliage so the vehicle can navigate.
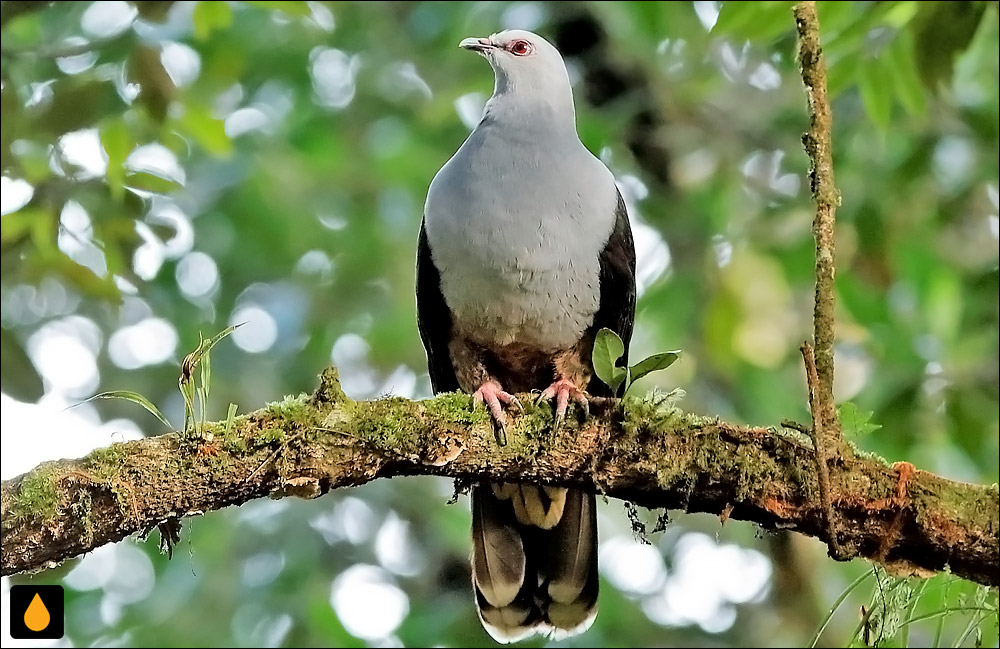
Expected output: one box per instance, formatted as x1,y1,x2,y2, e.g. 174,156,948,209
1,1,997,647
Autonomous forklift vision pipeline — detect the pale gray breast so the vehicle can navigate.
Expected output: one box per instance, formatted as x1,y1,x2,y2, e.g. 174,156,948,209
425,126,618,350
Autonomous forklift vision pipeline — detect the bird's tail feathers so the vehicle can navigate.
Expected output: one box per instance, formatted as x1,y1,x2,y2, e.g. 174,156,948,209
471,484,598,643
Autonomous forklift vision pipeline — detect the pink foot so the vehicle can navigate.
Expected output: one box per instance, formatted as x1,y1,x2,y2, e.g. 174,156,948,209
473,381,522,444
538,378,589,429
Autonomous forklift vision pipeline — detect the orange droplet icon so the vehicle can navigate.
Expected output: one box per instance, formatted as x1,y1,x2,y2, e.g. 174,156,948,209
24,593,51,632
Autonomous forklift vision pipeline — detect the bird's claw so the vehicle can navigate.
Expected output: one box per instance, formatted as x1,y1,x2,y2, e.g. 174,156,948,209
537,378,589,429
473,381,522,445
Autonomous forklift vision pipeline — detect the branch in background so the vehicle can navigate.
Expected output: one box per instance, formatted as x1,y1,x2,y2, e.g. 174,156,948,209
795,0,849,560
1,38,111,60
2,368,997,586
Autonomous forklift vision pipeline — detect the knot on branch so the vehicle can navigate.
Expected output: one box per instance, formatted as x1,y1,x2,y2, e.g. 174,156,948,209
311,366,348,406
271,475,325,500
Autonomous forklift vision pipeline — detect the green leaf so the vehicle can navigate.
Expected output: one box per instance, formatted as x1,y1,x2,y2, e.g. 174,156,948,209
200,324,241,358
124,171,182,194
180,377,196,436
629,351,681,384
825,51,860,99
197,384,208,430
807,569,875,648
815,0,860,36
911,0,987,89
245,1,312,16
10,139,52,184
712,1,796,42
592,328,628,394
1,207,43,246
0,328,44,402
79,390,171,428
53,254,122,303
838,402,882,438
224,403,238,436
192,0,233,40
200,343,212,401
176,104,232,158
858,59,893,130
886,31,927,117
179,325,241,435
100,119,133,201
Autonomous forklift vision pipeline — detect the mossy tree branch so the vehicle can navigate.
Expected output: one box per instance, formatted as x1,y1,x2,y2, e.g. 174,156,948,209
2,368,997,587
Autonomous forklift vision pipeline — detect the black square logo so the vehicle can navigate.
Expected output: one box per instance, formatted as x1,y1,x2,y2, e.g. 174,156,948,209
9,584,64,639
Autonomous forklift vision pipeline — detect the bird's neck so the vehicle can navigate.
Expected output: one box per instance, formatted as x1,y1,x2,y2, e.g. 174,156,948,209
485,75,578,138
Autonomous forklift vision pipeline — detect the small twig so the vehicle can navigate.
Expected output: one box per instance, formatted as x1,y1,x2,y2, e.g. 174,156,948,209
780,419,810,434
801,342,845,559
1,40,100,60
313,426,357,440
245,432,304,482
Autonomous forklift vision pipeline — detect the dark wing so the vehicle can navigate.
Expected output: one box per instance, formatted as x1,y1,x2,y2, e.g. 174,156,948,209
587,189,637,398
416,218,460,393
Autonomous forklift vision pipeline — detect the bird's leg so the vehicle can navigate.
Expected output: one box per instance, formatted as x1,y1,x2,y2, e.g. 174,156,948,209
538,347,591,430
450,337,522,445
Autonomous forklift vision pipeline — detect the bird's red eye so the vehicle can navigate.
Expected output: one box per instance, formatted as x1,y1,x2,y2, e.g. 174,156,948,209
510,40,531,56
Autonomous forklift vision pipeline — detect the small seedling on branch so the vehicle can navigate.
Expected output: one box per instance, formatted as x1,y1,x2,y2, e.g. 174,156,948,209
592,327,680,396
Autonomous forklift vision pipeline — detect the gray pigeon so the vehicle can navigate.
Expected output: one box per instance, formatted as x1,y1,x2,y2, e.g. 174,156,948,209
416,29,636,642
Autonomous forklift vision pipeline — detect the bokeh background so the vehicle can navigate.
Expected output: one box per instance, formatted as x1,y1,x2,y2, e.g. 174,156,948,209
1,1,997,647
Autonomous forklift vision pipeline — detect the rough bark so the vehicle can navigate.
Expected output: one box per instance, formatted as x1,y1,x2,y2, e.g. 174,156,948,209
796,0,842,434
2,367,997,587
794,0,851,563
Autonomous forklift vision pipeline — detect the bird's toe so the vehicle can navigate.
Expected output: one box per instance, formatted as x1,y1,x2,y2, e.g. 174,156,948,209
473,381,522,444
538,378,589,429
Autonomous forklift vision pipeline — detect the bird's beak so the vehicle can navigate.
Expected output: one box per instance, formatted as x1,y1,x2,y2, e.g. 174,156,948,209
459,37,495,53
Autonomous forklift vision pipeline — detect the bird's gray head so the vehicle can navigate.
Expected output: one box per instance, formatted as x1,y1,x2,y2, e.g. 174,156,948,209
459,30,574,117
